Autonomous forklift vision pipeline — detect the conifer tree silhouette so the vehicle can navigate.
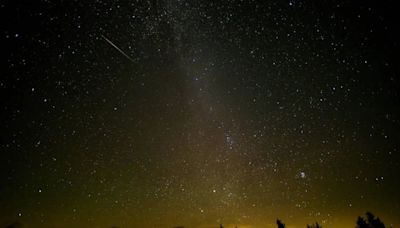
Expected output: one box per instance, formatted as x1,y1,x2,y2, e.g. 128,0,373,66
356,212,385,228
357,216,369,228
276,219,285,228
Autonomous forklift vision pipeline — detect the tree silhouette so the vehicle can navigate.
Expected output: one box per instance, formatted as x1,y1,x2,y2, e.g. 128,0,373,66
276,219,285,228
307,222,322,228
357,216,369,228
356,212,385,228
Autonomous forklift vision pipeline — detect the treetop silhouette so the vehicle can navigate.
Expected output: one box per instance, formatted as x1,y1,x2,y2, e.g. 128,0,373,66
277,219,285,228
356,212,385,228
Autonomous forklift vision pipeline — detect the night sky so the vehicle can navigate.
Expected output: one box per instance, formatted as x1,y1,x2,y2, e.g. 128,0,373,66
1,1,400,227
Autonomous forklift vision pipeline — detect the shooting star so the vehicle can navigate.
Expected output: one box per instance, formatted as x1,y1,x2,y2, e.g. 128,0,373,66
101,35,135,63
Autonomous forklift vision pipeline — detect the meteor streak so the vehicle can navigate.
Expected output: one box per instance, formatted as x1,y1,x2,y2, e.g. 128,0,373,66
101,35,135,63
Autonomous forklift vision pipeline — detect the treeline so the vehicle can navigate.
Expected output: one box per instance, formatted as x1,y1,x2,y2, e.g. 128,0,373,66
218,212,387,228
1,211,388,228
